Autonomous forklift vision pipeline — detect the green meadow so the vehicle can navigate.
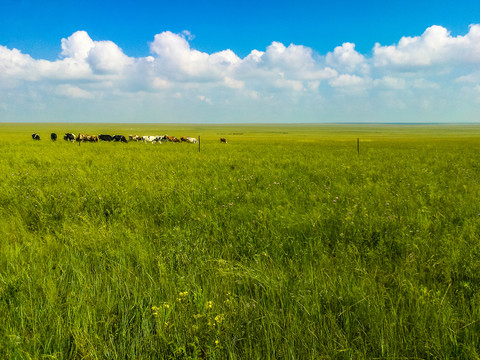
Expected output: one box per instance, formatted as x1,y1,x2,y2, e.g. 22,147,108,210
1,123,480,359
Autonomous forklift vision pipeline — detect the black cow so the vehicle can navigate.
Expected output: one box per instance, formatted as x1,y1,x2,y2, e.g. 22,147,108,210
51,133,57,141
32,133,40,140
64,133,76,142
98,134,113,141
112,135,128,143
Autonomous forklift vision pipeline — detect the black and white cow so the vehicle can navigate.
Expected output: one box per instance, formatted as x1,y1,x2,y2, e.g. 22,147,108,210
51,133,57,141
64,133,76,142
112,135,128,143
32,133,40,140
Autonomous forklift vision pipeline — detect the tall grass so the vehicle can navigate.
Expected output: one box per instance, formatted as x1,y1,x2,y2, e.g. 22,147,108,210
1,123,480,358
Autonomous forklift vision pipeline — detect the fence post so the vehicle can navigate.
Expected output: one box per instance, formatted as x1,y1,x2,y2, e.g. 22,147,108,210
357,138,359,155
198,135,201,152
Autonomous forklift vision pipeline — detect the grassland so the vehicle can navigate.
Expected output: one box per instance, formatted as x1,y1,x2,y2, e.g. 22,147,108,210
1,123,480,359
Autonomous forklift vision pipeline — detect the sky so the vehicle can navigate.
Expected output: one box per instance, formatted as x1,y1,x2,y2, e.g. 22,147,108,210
1,0,480,123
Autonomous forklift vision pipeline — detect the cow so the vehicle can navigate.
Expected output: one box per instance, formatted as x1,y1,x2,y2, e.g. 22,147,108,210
185,137,198,144
142,136,156,143
129,135,141,141
51,133,57,141
32,133,40,140
76,134,88,142
76,134,97,142
64,133,76,142
99,134,113,141
112,135,128,143
142,136,163,143
164,135,179,142
220,137,227,143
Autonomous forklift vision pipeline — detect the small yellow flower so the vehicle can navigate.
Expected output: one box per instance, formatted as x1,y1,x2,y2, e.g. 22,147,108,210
215,340,219,346
153,312,158,317
214,314,224,323
163,303,170,309
206,301,213,309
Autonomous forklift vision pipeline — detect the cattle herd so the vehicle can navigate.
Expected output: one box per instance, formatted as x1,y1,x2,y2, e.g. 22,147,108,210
32,133,228,144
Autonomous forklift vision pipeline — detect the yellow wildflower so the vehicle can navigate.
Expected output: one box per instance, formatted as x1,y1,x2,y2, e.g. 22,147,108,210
206,301,213,309
215,340,219,346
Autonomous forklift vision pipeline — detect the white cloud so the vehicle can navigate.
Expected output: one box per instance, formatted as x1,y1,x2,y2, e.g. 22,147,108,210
373,24,480,67
0,45,36,80
0,25,479,122
412,78,440,89
198,95,212,103
87,40,133,74
374,76,407,90
456,72,480,83
275,78,304,91
326,42,368,73
329,74,369,90
224,76,244,89
150,31,240,82
61,31,94,60
56,84,94,99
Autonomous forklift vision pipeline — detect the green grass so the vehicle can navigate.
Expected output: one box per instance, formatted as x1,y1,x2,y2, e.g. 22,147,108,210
1,123,480,359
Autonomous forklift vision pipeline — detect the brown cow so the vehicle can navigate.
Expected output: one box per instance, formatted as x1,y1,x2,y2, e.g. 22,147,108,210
129,135,141,141
77,134,98,142
77,134,88,142
220,137,227,143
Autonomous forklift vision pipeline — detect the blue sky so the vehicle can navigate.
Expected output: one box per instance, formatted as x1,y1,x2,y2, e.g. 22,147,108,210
1,0,480,123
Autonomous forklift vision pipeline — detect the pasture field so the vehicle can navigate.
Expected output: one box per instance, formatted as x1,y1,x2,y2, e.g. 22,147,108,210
1,123,480,359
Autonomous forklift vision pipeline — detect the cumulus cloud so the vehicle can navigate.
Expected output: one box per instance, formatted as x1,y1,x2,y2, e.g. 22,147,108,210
326,42,368,73
61,31,94,60
0,45,36,80
373,24,480,67
0,25,479,122
87,40,133,74
150,31,240,82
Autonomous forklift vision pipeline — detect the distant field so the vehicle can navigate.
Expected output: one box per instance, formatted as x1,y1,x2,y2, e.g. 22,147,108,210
1,123,480,359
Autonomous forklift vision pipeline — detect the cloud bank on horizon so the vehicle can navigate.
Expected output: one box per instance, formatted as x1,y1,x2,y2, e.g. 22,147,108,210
1,25,480,123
